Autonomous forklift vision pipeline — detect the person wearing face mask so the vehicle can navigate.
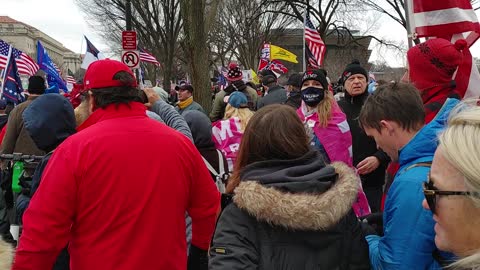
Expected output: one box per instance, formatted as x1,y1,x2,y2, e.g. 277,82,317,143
338,60,390,213
296,69,371,218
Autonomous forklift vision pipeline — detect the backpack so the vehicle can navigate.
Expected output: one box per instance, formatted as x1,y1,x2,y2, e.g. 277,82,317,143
201,150,230,193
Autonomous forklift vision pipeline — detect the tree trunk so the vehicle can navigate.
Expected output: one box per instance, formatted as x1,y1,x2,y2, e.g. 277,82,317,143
180,0,214,113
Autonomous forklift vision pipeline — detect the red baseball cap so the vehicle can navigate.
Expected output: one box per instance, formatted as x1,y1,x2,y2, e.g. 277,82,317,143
83,59,138,90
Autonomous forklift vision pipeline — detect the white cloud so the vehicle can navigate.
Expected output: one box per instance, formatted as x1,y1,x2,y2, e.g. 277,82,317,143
0,0,107,54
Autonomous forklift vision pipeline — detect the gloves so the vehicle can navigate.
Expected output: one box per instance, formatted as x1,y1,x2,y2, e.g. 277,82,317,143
361,221,378,237
187,245,208,270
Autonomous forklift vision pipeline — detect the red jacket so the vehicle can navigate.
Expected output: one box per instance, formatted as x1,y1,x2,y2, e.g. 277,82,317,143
13,102,220,270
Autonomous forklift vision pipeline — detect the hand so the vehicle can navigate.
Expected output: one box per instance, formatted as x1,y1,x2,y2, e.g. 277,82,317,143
187,245,208,270
357,156,380,175
143,88,160,108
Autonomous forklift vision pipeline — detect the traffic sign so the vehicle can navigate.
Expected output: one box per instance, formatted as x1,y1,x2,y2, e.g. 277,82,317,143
122,31,137,50
122,50,140,69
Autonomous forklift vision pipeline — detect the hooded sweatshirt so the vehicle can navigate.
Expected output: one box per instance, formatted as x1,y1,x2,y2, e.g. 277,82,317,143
183,111,228,182
210,150,370,269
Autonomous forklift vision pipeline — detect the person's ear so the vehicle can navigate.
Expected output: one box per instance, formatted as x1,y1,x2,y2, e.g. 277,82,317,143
88,93,96,113
379,120,394,135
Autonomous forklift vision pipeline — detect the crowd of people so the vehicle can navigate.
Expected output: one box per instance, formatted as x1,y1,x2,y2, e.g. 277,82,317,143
0,37,479,270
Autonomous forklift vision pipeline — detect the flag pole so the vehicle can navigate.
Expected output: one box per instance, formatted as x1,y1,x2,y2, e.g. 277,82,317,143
1,46,12,95
404,0,414,48
303,8,307,72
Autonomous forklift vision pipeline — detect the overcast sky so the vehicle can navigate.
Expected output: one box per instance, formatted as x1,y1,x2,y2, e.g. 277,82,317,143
2,0,480,67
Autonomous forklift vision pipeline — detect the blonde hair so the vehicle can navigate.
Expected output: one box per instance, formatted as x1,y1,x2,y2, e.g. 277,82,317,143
316,90,334,128
438,101,480,269
224,104,254,131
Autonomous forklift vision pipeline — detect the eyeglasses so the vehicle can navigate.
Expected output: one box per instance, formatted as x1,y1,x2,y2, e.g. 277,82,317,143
423,179,480,214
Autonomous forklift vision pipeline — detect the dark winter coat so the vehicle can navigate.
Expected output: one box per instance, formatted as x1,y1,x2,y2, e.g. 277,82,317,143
183,110,228,180
256,85,287,110
0,115,8,130
209,150,370,270
338,91,390,188
284,91,302,109
0,96,45,156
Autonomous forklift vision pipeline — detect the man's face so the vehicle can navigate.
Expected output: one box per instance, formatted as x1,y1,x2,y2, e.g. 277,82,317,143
344,74,367,96
75,94,92,127
177,89,192,102
364,125,399,162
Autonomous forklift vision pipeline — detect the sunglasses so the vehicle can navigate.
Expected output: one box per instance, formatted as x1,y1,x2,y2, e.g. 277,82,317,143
423,179,480,215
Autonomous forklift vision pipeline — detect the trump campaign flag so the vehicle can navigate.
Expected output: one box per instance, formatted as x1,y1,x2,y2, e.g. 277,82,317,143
1,46,25,104
37,41,67,92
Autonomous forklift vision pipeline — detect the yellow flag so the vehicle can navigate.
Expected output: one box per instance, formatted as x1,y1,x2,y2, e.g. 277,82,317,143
270,44,298,64
251,69,260,84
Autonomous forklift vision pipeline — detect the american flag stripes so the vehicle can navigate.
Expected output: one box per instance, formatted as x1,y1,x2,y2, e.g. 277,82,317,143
0,39,39,76
139,47,160,66
1,46,25,104
304,12,326,67
408,0,480,45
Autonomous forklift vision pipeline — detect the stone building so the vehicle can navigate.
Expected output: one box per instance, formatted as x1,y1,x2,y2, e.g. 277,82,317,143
0,16,82,75
272,28,372,81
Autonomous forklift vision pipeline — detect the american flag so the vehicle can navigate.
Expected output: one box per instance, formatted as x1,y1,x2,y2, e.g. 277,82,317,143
408,0,480,99
305,12,326,67
0,39,39,76
139,47,160,66
66,69,75,85
1,46,25,104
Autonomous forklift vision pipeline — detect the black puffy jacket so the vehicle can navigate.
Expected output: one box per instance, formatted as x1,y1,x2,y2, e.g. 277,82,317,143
209,150,370,270
338,91,390,188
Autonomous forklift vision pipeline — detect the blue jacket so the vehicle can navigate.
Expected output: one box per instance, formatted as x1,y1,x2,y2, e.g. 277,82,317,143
366,98,459,270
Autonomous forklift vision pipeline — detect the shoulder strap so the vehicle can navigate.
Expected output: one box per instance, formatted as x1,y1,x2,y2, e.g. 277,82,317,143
404,161,432,172
201,156,219,176
216,150,225,175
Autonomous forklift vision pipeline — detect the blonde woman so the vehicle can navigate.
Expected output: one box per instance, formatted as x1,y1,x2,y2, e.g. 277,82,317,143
212,91,254,171
422,103,480,269
0,237,13,270
296,69,370,217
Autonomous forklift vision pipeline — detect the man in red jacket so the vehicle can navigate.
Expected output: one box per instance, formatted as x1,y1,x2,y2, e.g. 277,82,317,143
13,59,220,270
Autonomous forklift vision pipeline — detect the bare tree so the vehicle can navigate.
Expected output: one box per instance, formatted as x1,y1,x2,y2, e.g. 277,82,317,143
364,0,480,44
76,0,182,91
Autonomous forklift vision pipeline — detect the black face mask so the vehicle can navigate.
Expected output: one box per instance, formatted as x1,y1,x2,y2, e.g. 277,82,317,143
301,86,325,107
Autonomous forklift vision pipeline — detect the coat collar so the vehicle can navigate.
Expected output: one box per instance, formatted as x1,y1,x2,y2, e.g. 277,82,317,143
77,102,147,132
233,162,358,231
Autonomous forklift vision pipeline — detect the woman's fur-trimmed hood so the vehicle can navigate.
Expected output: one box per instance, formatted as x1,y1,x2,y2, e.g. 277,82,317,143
234,161,359,231
0,238,13,270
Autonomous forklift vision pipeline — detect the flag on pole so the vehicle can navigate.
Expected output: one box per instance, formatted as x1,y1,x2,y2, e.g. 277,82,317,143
305,11,326,67
408,0,480,46
1,46,25,104
81,36,104,69
138,46,160,66
37,41,68,93
268,60,289,74
408,0,480,98
270,44,298,63
66,69,76,85
0,39,39,76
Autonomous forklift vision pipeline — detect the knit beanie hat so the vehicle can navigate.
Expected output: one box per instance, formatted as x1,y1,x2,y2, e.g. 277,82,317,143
227,91,249,108
286,73,303,88
226,62,243,82
407,38,467,91
301,69,329,90
28,75,46,94
341,60,368,86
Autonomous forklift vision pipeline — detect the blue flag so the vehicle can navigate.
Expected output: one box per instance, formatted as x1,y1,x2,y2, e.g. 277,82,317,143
37,41,67,93
1,46,25,104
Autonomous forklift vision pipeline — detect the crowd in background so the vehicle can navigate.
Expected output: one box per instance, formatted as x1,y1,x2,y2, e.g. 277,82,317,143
0,38,479,270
